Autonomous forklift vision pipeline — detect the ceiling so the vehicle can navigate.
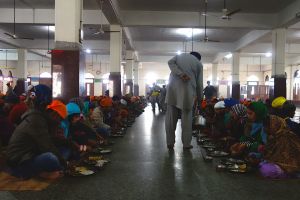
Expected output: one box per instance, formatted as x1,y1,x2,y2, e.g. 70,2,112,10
128,27,250,42
256,30,300,44
0,0,100,9
0,24,111,40
0,0,300,64
117,0,296,13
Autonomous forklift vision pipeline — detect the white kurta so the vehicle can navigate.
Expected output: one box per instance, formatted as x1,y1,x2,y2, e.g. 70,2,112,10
165,53,203,111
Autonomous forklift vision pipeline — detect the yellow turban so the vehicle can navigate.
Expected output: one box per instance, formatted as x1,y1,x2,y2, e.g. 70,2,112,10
271,96,286,108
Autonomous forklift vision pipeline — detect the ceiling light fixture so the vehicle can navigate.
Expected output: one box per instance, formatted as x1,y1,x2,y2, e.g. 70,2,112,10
265,52,272,57
86,49,91,54
225,53,232,59
177,50,182,55
176,28,203,38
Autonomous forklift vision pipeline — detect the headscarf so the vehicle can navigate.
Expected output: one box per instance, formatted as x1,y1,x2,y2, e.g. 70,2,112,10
249,102,268,122
69,97,84,111
231,104,247,118
271,96,286,108
66,103,81,116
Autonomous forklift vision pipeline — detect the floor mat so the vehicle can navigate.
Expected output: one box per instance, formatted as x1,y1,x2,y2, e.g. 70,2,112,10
0,171,53,191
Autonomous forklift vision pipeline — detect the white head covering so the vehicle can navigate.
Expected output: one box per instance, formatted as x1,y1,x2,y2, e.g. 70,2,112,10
120,99,127,106
214,101,225,109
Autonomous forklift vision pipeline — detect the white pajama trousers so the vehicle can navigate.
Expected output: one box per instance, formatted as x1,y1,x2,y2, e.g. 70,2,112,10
165,105,193,147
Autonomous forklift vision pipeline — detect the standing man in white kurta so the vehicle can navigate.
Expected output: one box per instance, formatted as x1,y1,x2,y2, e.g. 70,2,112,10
165,52,203,150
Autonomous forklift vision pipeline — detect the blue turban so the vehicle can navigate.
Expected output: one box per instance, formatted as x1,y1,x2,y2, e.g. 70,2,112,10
224,98,239,108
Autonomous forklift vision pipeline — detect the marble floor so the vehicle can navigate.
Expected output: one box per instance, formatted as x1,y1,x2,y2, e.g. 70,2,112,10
1,106,300,200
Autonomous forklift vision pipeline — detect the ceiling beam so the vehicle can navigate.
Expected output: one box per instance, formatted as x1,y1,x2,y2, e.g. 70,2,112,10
133,41,234,55
277,0,300,27
0,8,109,25
234,30,270,51
121,10,277,29
100,0,135,50
139,55,214,64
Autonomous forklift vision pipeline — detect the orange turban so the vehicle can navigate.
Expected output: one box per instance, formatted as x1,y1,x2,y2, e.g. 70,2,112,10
47,100,67,119
100,97,113,107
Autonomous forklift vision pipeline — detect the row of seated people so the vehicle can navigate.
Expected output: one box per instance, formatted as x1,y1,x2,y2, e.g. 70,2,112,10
199,97,300,179
0,84,146,179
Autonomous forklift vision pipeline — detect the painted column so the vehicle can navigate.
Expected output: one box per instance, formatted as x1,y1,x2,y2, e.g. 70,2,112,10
124,50,134,95
272,28,286,99
52,0,85,101
133,61,140,96
109,25,122,97
231,53,240,100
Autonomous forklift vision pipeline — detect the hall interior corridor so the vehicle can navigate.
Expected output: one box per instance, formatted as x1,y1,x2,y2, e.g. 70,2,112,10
1,106,300,200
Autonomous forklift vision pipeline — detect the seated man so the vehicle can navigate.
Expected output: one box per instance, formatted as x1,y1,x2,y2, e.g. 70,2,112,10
6,85,66,179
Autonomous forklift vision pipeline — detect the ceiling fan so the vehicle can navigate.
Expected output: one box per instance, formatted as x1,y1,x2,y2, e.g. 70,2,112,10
4,0,34,40
221,0,241,20
200,0,220,42
93,0,120,35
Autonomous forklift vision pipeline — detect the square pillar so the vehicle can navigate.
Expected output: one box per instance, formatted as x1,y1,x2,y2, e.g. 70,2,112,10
52,50,85,101
124,50,134,95
231,53,240,100
133,61,140,96
109,25,122,97
272,28,286,99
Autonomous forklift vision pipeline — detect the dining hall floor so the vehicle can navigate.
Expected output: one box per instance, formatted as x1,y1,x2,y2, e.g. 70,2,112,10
1,106,300,200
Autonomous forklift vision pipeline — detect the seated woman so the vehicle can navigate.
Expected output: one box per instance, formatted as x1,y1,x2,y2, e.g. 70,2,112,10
260,115,300,178
230,102,267,157
228,104,247,140
6,85,66,179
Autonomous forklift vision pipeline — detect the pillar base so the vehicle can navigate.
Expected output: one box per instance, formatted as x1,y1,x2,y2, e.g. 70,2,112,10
274,75,286,98
51,50,85,101
109,72,122,97
232,82,240,100
134,84,139,96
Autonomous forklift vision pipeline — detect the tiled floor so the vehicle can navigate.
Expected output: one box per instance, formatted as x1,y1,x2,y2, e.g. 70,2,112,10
1,107,300,200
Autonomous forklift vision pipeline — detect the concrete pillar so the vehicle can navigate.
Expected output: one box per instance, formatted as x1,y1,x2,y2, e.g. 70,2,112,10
55,0,82,48
211,63,218,86
124,50,134,95
109,25,122,97
133,61,140,96
52,0,85,101
17,49,28,79
231,53,240,100
14,49,28,95
272,28,286,99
